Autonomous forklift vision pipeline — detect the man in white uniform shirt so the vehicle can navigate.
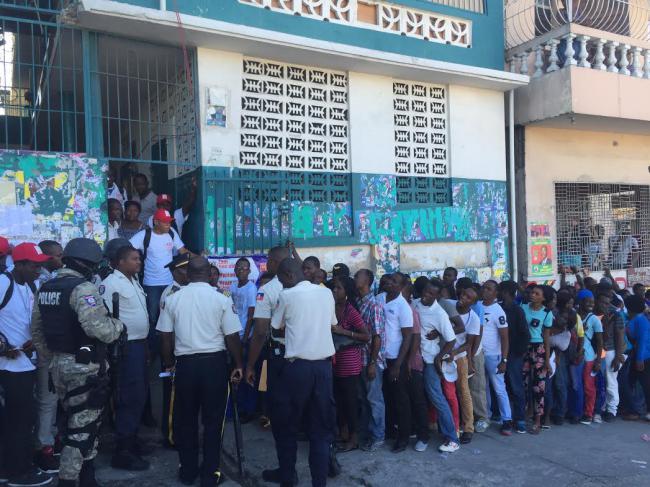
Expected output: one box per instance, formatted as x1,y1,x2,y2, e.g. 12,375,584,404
100,246,150,472
0,243,52,487
157,257,243,487
480,280,512,436
414,279,460,453
265,258,336,487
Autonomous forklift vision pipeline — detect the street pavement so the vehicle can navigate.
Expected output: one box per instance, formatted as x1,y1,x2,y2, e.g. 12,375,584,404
87,416,650,487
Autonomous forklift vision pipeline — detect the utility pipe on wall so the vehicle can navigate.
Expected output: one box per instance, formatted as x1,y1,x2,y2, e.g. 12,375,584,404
508,89,518,281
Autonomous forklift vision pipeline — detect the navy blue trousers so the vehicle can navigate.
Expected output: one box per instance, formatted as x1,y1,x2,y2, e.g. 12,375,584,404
272,359,335,487
115,340,148,441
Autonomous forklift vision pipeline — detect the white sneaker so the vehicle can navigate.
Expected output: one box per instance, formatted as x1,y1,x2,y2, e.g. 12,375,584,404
593,414,603,424
645,413,650,422
438,440,460,453
414,440,428,452
475,419,489,433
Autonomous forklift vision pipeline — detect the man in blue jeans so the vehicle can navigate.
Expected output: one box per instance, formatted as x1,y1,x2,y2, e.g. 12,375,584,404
481,280,513,436
414,279,460,453
498,281,530,433
354,269,387,452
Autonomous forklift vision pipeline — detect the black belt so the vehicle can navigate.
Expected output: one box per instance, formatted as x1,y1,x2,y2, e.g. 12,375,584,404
176,351,225,361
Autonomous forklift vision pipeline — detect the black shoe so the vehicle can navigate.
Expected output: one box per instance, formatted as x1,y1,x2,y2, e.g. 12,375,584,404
178,467,198,486
200,471,225,487
603,412,616,423
34,447,59,474
79,460,100,487
459,432,473,444
111,449,150,471
7,469,52,487
391,441,407,453
262,468,298,485
131,437,154,457
328,444,341,478
551,416,564,426
569,417,579,425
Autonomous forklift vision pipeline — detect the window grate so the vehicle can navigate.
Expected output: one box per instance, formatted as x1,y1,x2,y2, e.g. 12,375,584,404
395,176,450,207
555,182,650,271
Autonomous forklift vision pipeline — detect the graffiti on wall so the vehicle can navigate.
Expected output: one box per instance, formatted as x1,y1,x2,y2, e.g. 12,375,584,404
0,151,106,246
292,202,352,240
360,174,396,209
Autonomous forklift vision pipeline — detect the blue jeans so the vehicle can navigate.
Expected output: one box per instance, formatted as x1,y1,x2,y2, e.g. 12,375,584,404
595,361,606,414
359,365,385,442
546,351,568,419
423,364,458,443
619,355,646,415
568,361,584,419
484,354,512,422
143,284,168,357
506,355,526,422
115,340,147,440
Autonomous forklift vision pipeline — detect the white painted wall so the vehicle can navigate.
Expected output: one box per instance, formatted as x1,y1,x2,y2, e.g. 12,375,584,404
449,85,506,181
197,48,243,167
348,72,395,175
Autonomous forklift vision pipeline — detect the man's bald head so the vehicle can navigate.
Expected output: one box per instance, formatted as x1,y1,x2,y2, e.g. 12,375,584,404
277,257,305,289
187,256,211,283
267,246,290,274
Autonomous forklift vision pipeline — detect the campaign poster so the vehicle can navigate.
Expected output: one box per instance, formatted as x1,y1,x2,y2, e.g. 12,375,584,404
208,254,267,292
529,222,553,277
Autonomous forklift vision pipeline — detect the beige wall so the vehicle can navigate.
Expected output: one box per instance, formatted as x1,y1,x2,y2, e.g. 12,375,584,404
522,126,650,277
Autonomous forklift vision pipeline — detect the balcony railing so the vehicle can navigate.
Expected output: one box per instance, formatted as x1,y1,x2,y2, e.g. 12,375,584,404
506,22,650,78
505,0,650,49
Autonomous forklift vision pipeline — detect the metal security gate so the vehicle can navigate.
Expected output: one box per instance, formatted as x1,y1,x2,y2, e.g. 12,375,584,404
205,174,291,255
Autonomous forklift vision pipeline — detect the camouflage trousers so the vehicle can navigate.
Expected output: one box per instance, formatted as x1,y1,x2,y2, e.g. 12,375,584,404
50,354,104,481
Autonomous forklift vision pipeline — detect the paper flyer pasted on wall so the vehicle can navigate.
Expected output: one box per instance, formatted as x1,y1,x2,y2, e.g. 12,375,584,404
529,221,553,277
0,151,107,246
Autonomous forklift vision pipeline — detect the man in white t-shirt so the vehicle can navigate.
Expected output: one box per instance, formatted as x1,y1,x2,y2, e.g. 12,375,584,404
146,180,197,239
379,273,413,452
130,209,188,347
481,280,512,436
0,242,52,486
414,279,460,453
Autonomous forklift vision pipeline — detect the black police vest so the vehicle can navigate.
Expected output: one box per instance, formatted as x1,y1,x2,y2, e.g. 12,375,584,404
38,276,89,353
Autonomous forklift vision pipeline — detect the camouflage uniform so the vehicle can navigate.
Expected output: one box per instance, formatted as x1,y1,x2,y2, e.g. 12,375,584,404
31,268,123,481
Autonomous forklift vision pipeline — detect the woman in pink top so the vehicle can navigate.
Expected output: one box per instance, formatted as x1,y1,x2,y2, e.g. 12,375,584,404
328,277,370,452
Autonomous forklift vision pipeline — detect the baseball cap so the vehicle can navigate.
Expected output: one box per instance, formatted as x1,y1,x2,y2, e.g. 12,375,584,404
156,194,173,205
0,236,10,256
153,209,174,223
12,242,51,263
332,263,350,278
165,253,191,270
441,358,458,382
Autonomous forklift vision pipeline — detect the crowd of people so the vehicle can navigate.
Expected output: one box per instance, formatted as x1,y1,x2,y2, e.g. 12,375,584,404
2,219,650,487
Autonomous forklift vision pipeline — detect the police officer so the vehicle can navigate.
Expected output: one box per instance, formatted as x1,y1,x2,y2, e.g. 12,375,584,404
99,245,150,471
156,257,243,487
158,252,191,447
31,238,124,487
264,258,337,487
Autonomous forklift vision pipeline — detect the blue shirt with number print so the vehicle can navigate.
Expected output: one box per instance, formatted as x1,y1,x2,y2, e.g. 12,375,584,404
522,303,554,344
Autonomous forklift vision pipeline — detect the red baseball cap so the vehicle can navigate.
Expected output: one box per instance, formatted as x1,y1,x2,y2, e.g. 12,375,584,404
12,242,51,263
153,209,174,223
0,236,10,257
156,194,173,205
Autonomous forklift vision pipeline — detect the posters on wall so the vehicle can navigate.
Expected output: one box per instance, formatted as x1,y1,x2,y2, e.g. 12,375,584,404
529,221,553,277
206,87,228,127
207,255,267,292
0,151,107,246
627,267,650,288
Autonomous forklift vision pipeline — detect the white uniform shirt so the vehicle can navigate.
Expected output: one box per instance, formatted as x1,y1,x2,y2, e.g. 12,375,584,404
253,276,284,343
271,281,336,361
132,191,158,225
381,293,413,360
0,274,35,372
100,270,149,341
130,229,185,287
160,281,183,313
414,299,455,364
156,282,241,356
481,301,508,356
147,208,187,237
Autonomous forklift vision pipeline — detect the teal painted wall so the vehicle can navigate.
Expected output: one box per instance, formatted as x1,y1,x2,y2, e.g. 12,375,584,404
112,0,505,70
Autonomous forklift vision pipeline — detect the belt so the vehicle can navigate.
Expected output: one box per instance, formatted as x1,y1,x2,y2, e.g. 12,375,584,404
176,351,225,361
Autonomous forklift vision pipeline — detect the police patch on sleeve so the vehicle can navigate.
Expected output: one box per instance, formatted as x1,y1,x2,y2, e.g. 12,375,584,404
83,295,97,307
98,285,105,295
256,292,265,302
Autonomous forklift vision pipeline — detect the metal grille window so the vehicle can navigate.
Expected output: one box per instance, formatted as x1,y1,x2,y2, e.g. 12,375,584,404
95,36,198,165
0,17,85,152
555,183,650,271
240,57,349,172
396,176,450,206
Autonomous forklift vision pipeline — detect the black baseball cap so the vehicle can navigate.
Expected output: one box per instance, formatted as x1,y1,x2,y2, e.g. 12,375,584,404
165,253,191,271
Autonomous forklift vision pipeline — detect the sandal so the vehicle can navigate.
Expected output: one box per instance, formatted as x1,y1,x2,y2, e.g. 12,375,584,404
336,443,358,453
529,424,541,435
260,415,271,429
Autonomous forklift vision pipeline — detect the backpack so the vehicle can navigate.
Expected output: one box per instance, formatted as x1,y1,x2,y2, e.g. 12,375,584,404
0,271,37,311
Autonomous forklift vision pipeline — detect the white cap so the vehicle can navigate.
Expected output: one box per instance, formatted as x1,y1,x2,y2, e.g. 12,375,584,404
441,358,458,382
